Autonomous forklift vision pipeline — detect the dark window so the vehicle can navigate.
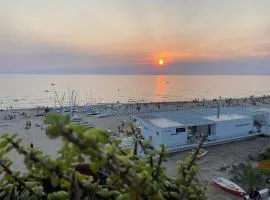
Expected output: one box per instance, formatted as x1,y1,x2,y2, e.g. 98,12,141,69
176,127,185,133
156,132,159,136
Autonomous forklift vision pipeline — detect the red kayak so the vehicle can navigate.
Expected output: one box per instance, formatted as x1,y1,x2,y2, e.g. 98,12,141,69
213,177,246,197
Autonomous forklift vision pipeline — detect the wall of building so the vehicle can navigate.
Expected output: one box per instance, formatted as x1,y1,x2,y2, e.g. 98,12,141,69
136,118,188,150
253,113,268,125
136,120,162,149
215,117,252,139
265,113,270,126
161,128,187,149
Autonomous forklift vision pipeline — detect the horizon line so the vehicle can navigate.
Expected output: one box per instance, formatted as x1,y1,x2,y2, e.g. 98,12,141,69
1,72,270,76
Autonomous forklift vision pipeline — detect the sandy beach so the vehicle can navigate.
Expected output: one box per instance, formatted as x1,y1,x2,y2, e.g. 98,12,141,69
1,96,270,199
165,137,270,200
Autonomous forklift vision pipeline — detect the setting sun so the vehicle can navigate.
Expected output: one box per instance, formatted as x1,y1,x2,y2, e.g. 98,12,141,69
158,59,164,65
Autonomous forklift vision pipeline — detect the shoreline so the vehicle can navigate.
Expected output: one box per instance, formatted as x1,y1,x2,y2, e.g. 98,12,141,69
3,94,270,114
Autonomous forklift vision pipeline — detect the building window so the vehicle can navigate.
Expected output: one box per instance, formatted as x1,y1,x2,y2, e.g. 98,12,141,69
176,127,185,133
156,132,159,136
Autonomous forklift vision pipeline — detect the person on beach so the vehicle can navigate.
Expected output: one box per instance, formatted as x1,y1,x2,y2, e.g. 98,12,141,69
25,121,31,129
45,106,49,113
26,121,29,129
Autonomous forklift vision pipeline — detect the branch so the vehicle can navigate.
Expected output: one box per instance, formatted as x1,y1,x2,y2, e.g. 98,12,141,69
179,135,204,200
0,158,38,197
153,145,165,181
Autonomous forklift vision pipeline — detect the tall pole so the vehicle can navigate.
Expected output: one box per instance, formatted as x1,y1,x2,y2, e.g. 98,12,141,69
217,96,221,119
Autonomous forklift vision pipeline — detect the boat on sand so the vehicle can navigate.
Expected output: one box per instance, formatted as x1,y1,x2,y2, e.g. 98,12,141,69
197,149,208,159
71,115,81,122
188,148,208,159
212,177,246,197
96,111,114,118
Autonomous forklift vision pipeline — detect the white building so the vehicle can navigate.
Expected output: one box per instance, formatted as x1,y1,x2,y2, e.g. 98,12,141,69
132,108,270,152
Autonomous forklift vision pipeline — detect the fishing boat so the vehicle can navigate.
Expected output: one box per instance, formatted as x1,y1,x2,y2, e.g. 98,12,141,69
212,177,246,196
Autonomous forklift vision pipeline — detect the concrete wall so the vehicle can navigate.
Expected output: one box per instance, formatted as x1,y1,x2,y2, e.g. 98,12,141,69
215,117,252,139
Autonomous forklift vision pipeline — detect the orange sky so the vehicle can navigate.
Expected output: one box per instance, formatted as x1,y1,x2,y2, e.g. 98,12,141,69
1,0,270,73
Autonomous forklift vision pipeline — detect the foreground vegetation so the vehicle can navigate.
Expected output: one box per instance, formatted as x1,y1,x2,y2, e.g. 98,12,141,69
230,147,270,191
0,113,206,200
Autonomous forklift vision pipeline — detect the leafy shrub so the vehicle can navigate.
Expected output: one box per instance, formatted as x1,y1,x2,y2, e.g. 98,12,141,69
0,113,206,200
230,163,265,190
258,148,270,161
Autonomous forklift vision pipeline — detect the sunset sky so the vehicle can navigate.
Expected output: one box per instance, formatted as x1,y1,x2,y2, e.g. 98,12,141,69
1,0,270,74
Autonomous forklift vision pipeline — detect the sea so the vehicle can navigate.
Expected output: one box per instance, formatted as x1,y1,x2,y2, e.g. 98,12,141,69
1,74,270,109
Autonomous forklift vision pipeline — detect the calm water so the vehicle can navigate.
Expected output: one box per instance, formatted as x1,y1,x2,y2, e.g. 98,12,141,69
1,75,270,108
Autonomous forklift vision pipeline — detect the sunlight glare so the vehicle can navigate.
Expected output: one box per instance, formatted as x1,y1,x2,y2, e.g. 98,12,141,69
158,59,164,65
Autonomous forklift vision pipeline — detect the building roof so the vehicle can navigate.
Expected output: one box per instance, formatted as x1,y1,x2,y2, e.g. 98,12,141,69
204,114,249,122
134,107,269,129
148,118,184,128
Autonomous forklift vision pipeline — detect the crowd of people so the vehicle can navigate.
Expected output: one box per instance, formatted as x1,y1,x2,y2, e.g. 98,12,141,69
3,113,16,120
89,95,270,116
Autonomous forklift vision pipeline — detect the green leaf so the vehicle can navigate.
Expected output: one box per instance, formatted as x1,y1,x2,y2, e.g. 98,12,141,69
46,126,62,139
89,162,99,174
48,191,69,200
49,172,59,187
0,140,9,149
32,186,43,196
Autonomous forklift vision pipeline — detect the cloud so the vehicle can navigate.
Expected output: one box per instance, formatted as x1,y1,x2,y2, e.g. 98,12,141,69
31,17,41,21
1,4,270,75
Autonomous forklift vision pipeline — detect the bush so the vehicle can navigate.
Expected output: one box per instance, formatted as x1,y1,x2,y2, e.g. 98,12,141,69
230,163,265,190
258,160,270,169
258,148,270,161
0,113,206,200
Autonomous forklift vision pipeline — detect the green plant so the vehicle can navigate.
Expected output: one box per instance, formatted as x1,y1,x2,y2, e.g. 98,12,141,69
258,148,270,161
0,113,206,199
230,163,265,190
